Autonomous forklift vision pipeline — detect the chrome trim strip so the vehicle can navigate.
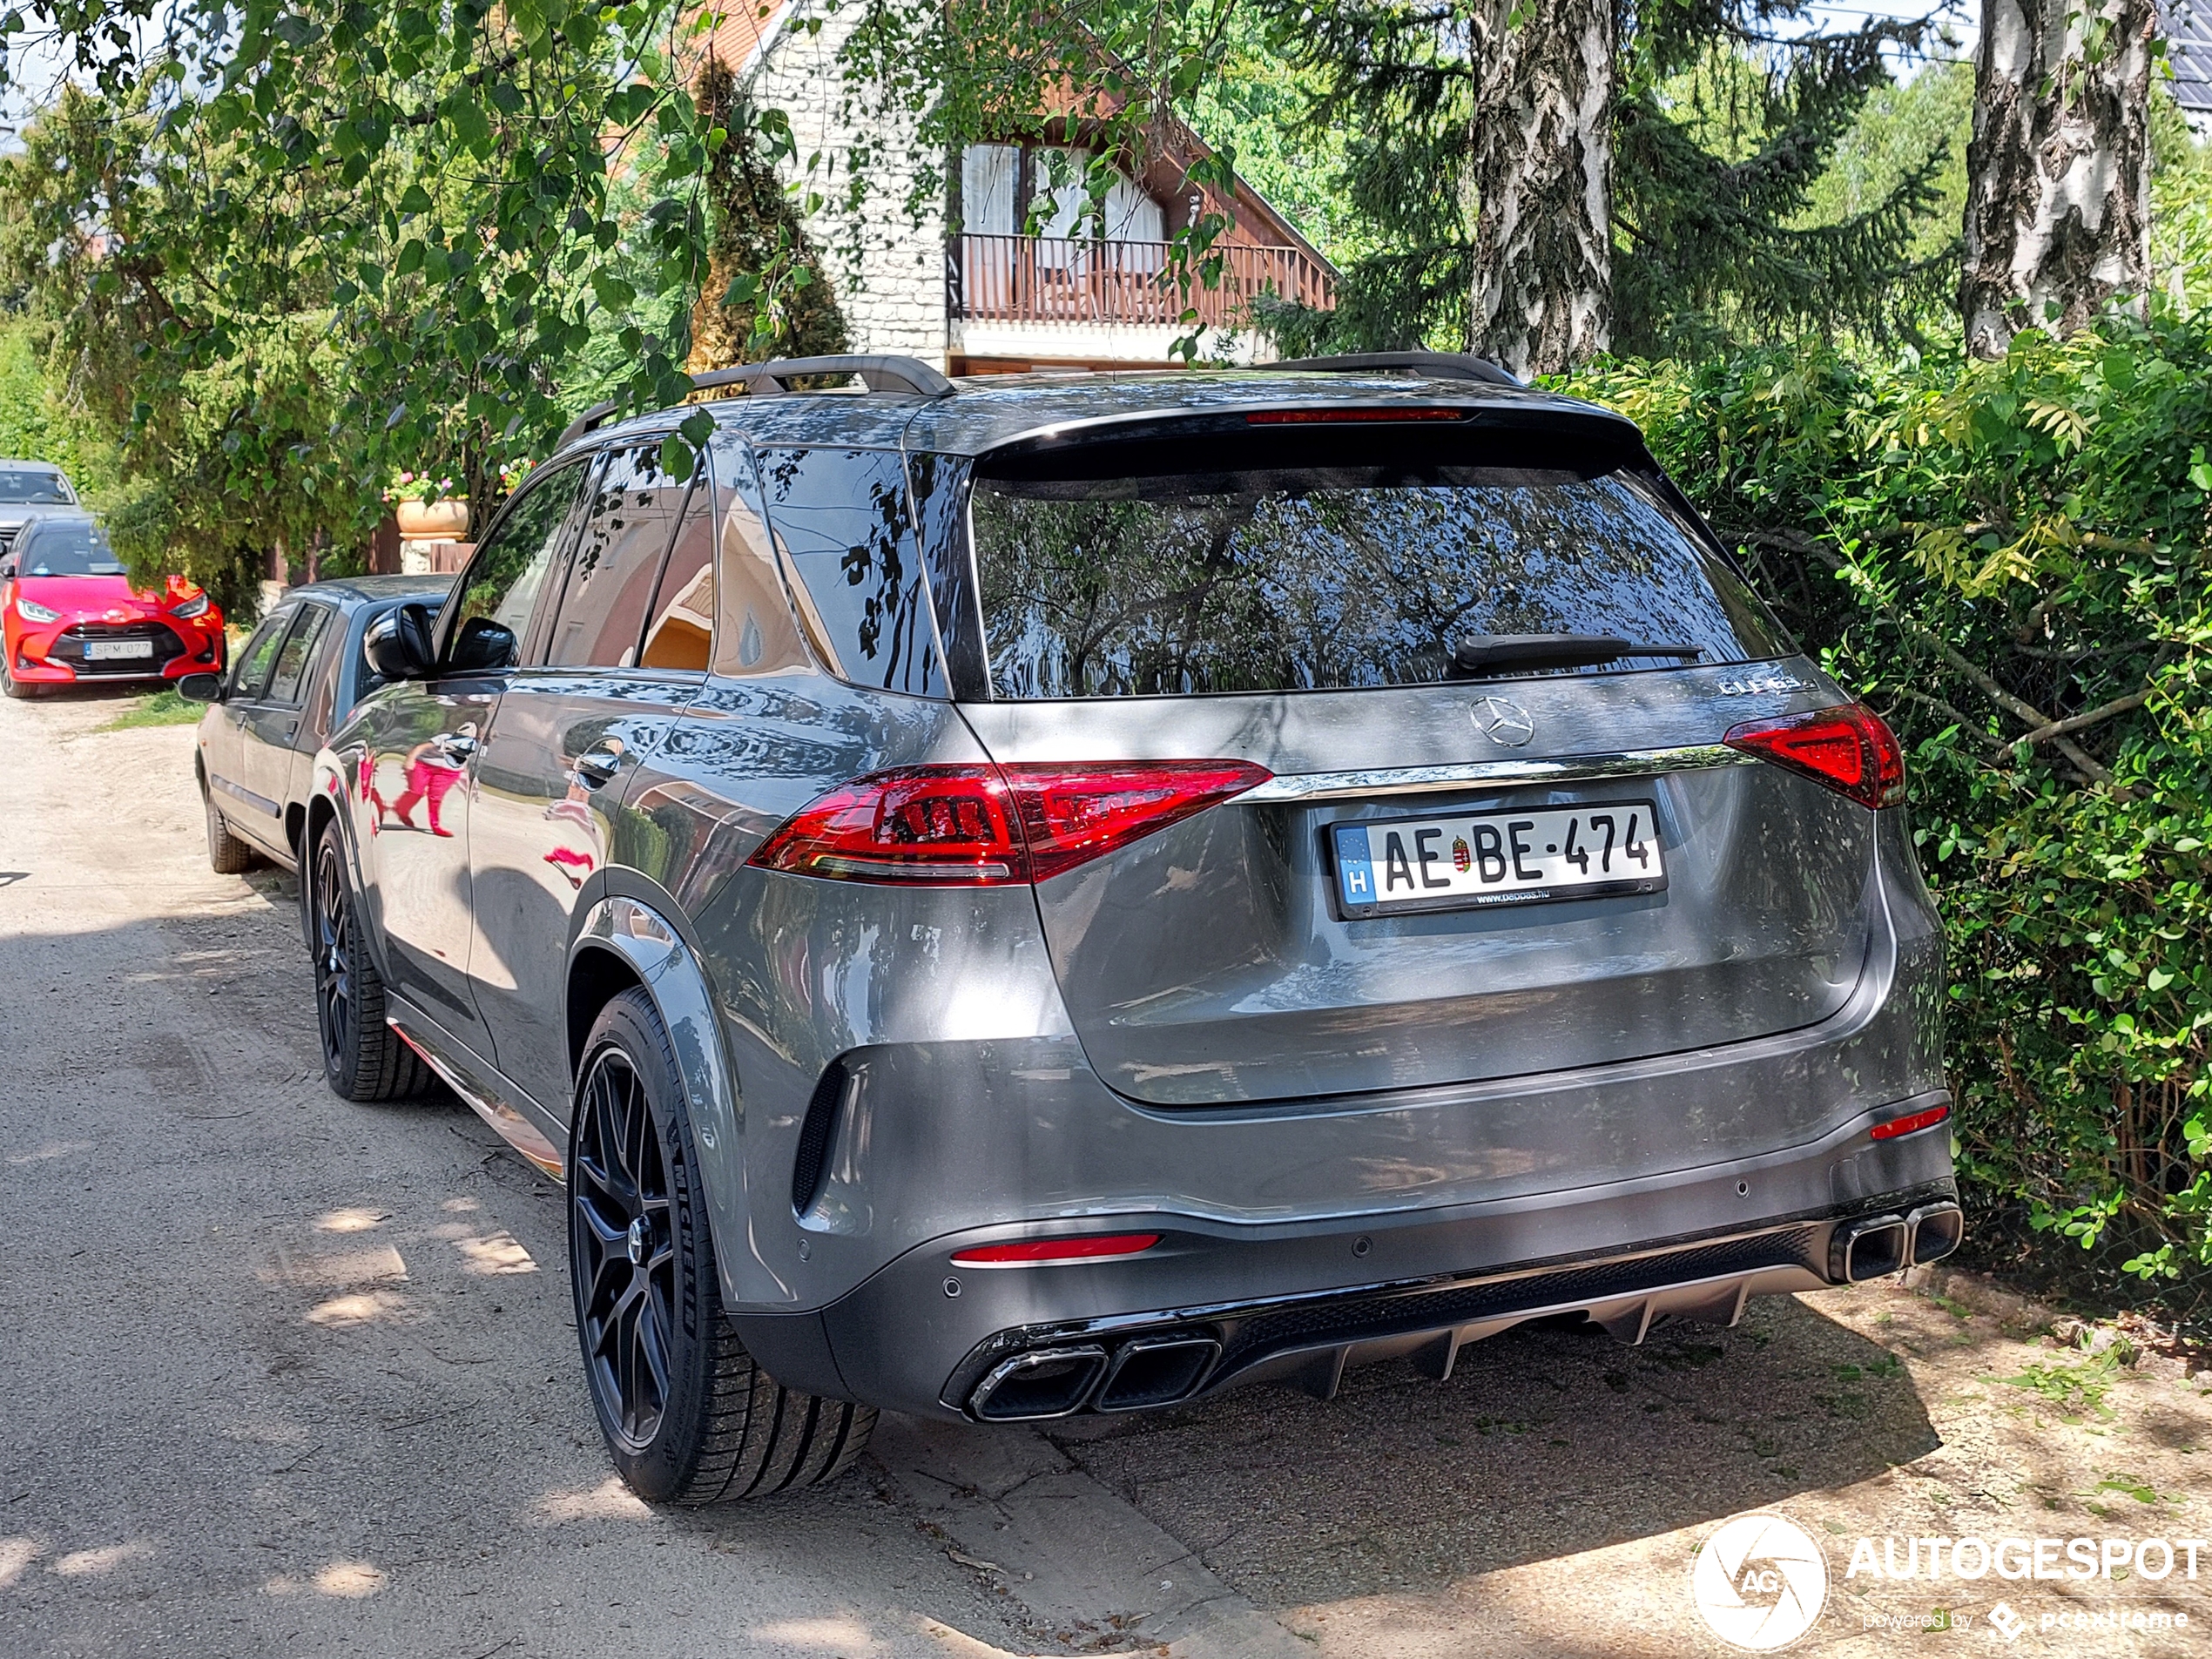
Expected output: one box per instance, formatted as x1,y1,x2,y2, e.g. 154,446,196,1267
1240,744,1757,803
211,773,283,817
384,1001,566,1179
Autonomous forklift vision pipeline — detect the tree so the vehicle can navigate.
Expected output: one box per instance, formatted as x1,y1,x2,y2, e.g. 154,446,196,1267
1961,0,2157,357
0,83,367,610
0,0,723,603
687,59,851,370
1272,0,1948,365
1468,0,1615,374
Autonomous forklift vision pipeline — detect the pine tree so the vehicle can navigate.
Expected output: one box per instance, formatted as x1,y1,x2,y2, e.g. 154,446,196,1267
1264,0,1952,366
688,60,851,371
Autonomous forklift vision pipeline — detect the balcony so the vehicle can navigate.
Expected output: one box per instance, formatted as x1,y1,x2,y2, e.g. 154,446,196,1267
948,233,1337,333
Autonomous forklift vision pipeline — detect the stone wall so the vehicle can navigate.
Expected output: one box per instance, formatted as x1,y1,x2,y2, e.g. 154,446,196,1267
743,5,948,368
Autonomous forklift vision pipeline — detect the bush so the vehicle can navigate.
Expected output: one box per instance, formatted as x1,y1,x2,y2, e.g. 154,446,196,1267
1565,310,2212,1302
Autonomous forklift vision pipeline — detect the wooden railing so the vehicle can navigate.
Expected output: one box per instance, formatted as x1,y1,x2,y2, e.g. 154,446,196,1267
948,233,1336,329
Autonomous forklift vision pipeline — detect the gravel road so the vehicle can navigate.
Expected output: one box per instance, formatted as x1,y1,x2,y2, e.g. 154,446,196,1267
3,686,2206,1659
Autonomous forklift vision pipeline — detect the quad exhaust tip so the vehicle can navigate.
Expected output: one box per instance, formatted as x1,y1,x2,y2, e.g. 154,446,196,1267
1096,1336,1221,1413
1832,1201,1965,1282
969,1345,1110,1420
968,1335,1223,1420
1908,1201,1965,1266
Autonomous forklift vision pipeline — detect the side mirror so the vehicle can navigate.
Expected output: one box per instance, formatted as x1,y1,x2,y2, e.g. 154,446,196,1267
0,557,15,579
364,603,436,681
175,672,226,704
448,615,518,673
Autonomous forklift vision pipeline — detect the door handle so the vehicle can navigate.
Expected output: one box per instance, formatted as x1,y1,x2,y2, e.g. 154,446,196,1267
572,745,624,788
433,732,478,760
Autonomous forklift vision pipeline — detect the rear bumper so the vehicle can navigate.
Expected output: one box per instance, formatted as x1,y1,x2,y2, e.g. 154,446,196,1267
729,1089,1958,1420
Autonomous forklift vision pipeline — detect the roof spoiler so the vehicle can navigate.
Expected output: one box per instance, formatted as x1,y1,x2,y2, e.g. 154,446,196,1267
1258,352,1523,388
554,354,956,451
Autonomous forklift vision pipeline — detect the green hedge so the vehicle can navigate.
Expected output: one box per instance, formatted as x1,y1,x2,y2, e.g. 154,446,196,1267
1565,314,2212,1298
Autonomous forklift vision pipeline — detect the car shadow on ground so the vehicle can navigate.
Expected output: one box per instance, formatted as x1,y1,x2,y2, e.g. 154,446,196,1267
1040,1294,1938,1610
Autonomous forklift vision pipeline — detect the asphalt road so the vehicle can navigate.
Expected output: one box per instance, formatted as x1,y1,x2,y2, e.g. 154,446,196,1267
3,686,2207,1659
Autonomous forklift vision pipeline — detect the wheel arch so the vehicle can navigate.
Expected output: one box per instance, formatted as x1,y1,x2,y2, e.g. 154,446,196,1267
303,753,400,988
567,895,751,1299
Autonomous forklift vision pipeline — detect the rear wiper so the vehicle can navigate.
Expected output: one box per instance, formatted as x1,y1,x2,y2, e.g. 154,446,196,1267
1449,634,1703,678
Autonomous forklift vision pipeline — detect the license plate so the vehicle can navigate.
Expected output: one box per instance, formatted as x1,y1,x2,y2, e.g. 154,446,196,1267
1331,800,1666,918
85,639,154,661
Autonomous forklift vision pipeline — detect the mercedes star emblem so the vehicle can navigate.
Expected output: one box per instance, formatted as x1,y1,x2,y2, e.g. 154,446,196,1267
1471,696,1535,748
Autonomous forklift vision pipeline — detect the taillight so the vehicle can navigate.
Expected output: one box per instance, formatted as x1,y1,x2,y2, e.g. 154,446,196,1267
1001,761,1271,881
747,760,1271,886
748,767,1025,885
1723,704,1905,809
950,1233,1162,1266
1870,1103,1949,1141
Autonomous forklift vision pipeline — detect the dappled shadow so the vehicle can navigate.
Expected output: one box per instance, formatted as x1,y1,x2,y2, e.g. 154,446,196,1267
1044,1294,1940,1611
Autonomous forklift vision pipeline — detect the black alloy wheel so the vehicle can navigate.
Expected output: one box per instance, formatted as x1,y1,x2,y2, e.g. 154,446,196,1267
569,988,876,1502
572,1045,678,1451
310,820,431,1102
313,833,355,1082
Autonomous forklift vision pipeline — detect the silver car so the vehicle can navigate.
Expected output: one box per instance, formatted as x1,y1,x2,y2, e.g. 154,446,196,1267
307,354,1959,1503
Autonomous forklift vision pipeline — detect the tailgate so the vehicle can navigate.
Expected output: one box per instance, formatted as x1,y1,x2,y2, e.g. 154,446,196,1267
961,670,1876,1108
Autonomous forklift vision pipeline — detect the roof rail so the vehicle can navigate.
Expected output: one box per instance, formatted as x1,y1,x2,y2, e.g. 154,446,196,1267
554,354,956,451
1258,352,1523,388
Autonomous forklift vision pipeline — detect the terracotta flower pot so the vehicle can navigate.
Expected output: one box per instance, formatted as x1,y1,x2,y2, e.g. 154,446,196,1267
396,497,469,540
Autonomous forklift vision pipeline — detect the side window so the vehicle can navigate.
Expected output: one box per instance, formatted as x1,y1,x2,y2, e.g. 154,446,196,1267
451,462,587,664
265,604,334,705
706,439,802,676
229,609,294,699
641,481,715,671
755,447,942,695
549,439,691,667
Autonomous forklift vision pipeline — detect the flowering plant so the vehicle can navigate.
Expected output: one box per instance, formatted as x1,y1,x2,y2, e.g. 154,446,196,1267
381,469,460,505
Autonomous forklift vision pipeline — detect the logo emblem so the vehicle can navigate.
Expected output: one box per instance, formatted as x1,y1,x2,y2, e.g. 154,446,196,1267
1471,696,1534,748
1716,672,1812,697
1690,1513,1828,1650
1987,1602,2027,1643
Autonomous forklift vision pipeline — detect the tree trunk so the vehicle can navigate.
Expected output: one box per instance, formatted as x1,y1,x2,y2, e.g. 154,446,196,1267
1470,0,1614,377
1961,0,2155,358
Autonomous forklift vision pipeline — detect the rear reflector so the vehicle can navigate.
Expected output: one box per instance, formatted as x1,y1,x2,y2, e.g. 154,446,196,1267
1722,703,1905,809
1247,408,1466,425
747,760,1271,886
951,1233,1163,1266
1870,1103,1950,1141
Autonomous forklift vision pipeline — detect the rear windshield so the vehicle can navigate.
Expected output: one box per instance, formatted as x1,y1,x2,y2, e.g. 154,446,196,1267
17,522,121,576
968,430,1785,698
0,469,71,504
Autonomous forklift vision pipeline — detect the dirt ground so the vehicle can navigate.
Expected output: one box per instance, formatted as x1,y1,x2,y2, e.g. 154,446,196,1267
3,684,2207,1658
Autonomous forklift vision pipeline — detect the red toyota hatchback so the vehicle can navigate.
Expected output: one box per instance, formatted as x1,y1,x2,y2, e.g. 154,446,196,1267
1,513,225,697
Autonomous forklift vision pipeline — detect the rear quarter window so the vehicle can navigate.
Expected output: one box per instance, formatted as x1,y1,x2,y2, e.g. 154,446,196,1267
754,446,942,696
966,427,1785,699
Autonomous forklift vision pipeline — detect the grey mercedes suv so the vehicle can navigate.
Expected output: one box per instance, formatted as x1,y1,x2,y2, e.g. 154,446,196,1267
307,353,1959,1504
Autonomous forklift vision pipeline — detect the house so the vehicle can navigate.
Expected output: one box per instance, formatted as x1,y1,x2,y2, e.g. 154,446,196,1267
691,3,1338,374
2169,0,2212,131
